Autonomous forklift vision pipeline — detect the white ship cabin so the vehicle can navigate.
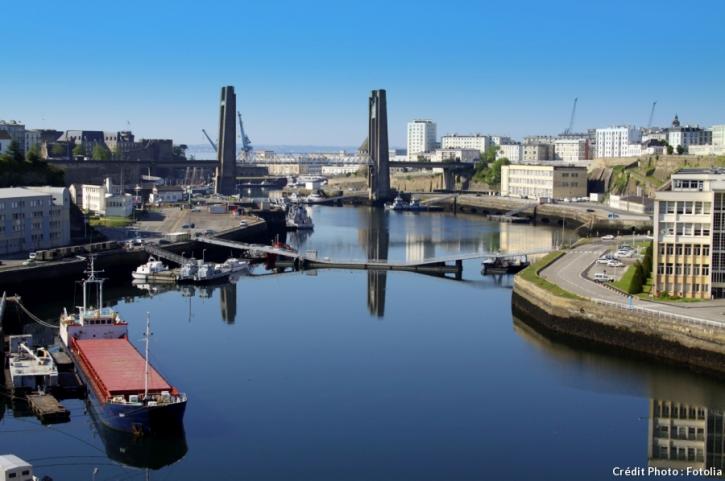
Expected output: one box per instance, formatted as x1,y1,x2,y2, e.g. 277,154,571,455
0,454,34,481
59,257,128,347
7,335,59,391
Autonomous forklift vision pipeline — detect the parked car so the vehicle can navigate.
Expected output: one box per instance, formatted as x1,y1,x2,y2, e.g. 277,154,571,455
614,250,633,258
593,272,615,282
602,235,615,240
596,256,613,264
182,223,192,229
586,208,595,213
28,252,37,260
239,221,248,227
607,260,625,267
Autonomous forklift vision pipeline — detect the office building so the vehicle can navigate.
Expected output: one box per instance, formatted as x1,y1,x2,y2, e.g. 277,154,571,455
652,168,725,299
0,186,71,254
72,178,134,217
501,164,587,200
407,120,437,160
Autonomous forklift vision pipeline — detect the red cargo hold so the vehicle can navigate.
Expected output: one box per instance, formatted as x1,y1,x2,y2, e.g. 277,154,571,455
73,338,172,401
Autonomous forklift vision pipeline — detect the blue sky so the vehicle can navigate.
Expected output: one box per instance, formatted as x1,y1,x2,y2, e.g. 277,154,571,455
2,0,724,147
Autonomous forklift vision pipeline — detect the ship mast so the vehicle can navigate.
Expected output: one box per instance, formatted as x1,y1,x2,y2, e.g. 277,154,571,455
144,312,151,400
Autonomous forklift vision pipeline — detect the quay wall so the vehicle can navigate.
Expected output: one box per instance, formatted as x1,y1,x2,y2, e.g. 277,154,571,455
512,274,725,376
444,196,652,234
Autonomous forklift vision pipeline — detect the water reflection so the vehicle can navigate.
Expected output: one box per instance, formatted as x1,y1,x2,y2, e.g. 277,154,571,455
363,207,389,318
132,281,238,324
90,406,188,470
649,400,725,474
513,315,725,476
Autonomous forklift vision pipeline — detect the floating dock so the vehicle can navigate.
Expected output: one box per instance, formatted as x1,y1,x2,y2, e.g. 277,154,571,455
26,393,70,424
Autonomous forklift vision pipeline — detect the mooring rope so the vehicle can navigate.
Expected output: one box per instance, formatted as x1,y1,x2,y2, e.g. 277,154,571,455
14,299,60,329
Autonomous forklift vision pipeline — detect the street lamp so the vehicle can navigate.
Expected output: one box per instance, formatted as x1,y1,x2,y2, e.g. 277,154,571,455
202,248,207,262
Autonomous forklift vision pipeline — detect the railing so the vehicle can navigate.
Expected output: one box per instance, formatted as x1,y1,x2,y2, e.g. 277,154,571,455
590,297,725,330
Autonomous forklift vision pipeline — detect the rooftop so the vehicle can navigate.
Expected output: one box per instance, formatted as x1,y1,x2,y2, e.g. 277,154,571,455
675,168,725,175
0,187,53,199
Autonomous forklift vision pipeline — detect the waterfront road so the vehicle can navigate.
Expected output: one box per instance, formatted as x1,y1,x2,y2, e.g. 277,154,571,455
540,238,725,323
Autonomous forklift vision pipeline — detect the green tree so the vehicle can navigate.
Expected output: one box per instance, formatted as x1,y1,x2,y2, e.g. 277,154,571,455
0,140,24,163
50,143,67,157
111,145,121,160
676,145,685,155
641,242,653,280
172,144,188,160
25,144,41,163
666,144,674,155
92,144,111,160
72,142,85,157
484,157,510,187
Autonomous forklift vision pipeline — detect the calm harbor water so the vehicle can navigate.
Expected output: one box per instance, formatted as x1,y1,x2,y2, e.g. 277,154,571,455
2,205,724,480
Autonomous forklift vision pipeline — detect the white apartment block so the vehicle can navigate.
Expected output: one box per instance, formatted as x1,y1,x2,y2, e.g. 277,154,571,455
712,125,725,147
595,126,641,158
652,168,725,299
407,120,437,160
497,144,523,162
0,187,71,254
501,164,587,200
554,138,587,162
440,134,491,153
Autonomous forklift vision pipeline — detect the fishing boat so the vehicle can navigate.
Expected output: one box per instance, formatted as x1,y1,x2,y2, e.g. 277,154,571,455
481,255,530,275
286,205,314,230
59,258,187,435
131,257,170,281
386,194,407,211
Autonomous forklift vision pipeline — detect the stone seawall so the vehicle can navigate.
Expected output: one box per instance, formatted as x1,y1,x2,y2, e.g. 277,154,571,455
512,274,725,376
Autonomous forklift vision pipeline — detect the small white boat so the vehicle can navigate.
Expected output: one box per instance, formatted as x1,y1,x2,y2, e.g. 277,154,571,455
286,205,314,230
132,257,170,280
217,257,250,274
386,194,407,211
304,192,325,204
6,335,59,392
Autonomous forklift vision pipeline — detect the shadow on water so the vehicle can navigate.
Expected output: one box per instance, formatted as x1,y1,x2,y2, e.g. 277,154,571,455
513,315,725,476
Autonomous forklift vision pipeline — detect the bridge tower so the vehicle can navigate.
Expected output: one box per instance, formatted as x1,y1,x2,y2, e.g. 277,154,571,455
215,86,237,196
368,89,392,204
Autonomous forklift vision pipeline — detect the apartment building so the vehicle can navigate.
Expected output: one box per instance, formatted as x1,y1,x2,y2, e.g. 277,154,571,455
406,120,437,160
501,164,587,200
440,134,490,153
497,144,523,162
0,187,71,254
523,143,553,161
554,138,588,162
595,126,641,158
667,115,712,152
652,168,725,299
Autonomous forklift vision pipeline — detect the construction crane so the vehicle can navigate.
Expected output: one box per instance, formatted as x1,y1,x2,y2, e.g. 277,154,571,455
237,111,252,162
564,97,578,135
647,101,657,129
201,129,217,152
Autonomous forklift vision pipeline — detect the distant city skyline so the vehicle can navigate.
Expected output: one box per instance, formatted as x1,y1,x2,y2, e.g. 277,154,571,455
2,0,724,147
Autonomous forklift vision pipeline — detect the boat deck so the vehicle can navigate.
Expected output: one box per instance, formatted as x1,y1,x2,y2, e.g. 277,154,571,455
73,338,172,401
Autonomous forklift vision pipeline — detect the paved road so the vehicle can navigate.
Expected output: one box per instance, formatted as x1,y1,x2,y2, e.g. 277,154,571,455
540,238,725,323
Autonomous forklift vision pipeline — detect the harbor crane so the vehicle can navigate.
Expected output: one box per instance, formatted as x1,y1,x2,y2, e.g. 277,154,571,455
201,129,217,152
647,101,657,128
237,111,252,162
564,97,578,135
